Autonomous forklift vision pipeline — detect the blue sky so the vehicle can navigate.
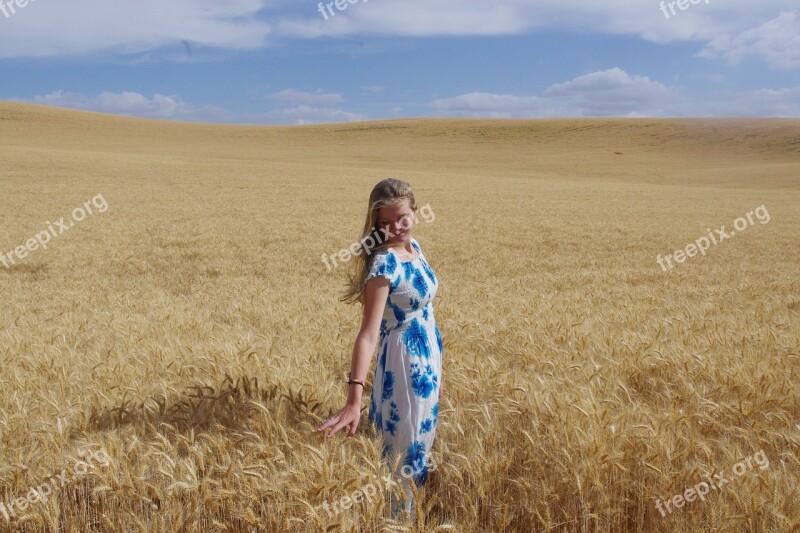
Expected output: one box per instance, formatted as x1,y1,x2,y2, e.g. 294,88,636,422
0,0,798,123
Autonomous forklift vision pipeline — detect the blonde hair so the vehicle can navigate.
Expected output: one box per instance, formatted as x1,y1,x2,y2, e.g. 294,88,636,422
341,178,418,305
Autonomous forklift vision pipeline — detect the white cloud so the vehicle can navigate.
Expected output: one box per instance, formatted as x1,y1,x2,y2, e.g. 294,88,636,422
261,105,367,125
702,87,800,117
543,68,677,116
699,10,800,70
19,90,367,124
0,0,271,58
0,0,797,72
277,0,800,69
430,67,800,118
265,89,345,105
15,67,800,125
432,93,550,118
28,90,236,122
433,68,679,118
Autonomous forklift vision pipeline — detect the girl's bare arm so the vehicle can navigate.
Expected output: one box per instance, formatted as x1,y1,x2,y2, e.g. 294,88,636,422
316,276,390,437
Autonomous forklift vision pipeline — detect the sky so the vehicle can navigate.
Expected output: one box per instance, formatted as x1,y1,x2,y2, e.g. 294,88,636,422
0,0,798,124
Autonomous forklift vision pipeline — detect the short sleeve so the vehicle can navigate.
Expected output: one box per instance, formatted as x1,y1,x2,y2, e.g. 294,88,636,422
365,250,398,284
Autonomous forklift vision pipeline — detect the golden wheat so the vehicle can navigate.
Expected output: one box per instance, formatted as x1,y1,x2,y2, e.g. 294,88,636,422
0,103,798,532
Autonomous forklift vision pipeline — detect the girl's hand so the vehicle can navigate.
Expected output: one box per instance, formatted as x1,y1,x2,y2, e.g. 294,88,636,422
316,402,362,438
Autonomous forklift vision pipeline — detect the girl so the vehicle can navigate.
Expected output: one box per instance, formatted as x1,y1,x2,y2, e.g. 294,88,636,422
316,178,443,519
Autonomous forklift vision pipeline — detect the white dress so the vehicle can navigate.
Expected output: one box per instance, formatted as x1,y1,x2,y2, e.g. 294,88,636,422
365,237,442,513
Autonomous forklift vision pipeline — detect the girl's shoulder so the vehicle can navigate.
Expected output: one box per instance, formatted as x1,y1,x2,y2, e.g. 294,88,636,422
367,246,396,270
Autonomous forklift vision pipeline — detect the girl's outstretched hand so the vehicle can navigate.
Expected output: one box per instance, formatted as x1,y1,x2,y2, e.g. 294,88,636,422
316,402,361,438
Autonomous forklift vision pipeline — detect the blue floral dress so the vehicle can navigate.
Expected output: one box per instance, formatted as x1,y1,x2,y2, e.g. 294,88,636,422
366,237,442,492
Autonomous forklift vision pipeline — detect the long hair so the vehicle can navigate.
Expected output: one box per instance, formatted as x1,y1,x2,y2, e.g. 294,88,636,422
341,178,417,305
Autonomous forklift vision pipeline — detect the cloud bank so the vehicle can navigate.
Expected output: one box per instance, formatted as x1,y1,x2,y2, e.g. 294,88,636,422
0,1,797,72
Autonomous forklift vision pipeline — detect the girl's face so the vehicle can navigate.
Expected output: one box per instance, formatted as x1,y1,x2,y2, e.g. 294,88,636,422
377,200,415,245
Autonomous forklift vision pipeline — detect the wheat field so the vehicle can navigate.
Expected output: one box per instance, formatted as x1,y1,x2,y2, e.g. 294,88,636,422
0,102,798,532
